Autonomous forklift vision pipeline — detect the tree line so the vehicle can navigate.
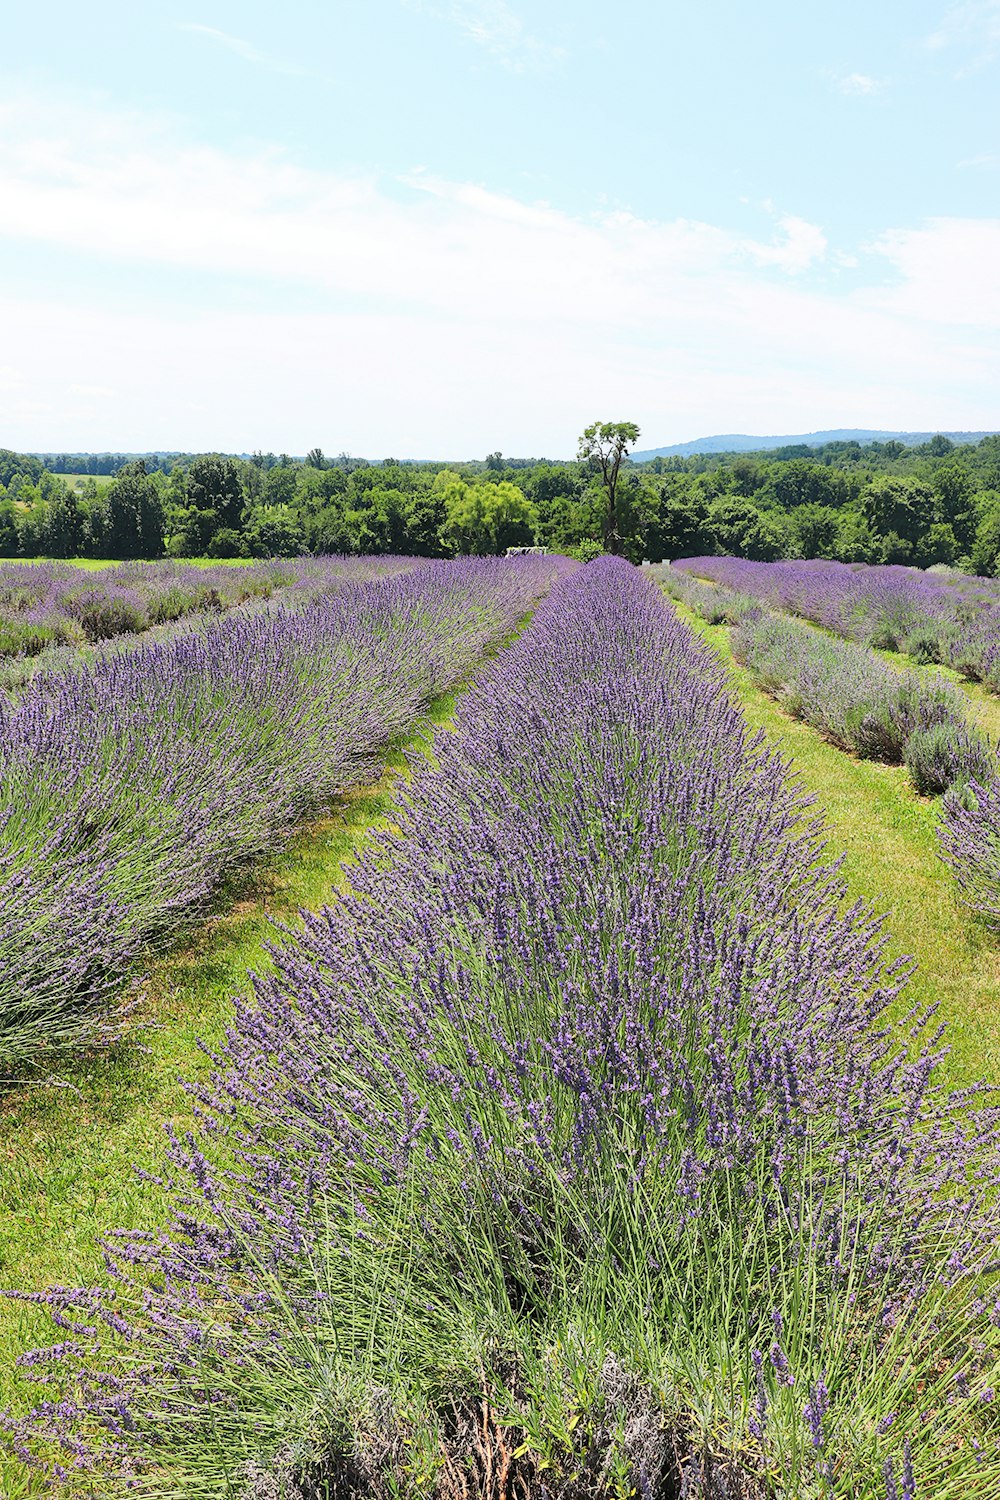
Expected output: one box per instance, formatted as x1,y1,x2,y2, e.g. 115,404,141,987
3,430,1000,571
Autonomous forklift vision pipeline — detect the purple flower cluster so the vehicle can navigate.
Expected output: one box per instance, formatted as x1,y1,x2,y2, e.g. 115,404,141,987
5,559,998,1495
940,775,1000,932
0,556,419,662
0,556,564,1074
674,556,1000,685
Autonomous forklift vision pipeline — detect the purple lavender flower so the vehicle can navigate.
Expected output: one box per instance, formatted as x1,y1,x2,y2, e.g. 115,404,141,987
803,1377,829,1448
3,559,997,1496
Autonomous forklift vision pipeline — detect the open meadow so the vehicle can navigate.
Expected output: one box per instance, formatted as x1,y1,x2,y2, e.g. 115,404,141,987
1,551,998,1500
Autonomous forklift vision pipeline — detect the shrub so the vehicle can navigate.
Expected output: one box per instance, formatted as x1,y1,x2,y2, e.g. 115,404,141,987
941,773,1000,930
904,722,995,796
63,589,149,641
0,618,79,658
901,624,943,663
144,585,192,623
207,527,246,559
846,703,906,761
567,539,604,562
866,624,900,651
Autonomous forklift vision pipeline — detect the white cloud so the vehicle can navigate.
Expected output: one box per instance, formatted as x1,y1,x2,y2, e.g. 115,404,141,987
868,217,1000,327
924,2,1000,67
405,1,564,72
0,98,997,453
835,72,885,95
0,103,829,319
176,22,310,76
747,215,828,273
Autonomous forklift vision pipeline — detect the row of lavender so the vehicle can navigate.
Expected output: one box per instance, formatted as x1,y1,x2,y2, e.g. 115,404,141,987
0,556,418,663
659,568,991,798
659,564,989,798
0,557,562,1077
673,556,1000,687
8,560,997,1497
664,562,1000,932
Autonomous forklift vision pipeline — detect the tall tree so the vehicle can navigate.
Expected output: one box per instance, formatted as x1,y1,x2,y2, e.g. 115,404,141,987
578,421,640,554
438,475,538,554
187,455,246,532
101,461,165,559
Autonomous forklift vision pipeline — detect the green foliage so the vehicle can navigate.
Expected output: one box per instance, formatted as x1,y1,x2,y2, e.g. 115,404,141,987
0,502,21,558
567,538,605,562
94,461,165,560
205,527,245,559
438,475,538,554
860,476,936,547
244,506,307,558
971,494,1000,576
6,430,1000,567
186,455,245,530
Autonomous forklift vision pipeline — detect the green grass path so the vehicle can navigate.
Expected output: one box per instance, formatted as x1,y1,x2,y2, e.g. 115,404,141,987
0,683,466,1494
671,603,1000,1091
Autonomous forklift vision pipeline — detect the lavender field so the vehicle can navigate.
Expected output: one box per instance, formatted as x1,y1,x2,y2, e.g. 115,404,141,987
668,557,1000,936
3,558,999,1500
0,555,562,1076
673,556,1000,687
0,556,423,679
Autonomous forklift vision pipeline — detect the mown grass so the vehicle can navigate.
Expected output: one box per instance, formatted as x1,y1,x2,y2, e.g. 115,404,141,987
0,688,463,1495
671,603,1000,1091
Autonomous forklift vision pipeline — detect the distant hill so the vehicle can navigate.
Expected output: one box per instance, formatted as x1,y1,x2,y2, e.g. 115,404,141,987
631,429,999,461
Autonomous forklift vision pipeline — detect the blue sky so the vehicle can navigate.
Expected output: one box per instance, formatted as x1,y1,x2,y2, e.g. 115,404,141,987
1,0,999,455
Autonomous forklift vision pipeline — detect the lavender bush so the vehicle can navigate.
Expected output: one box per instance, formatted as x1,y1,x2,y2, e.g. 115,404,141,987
0,556,563,1076
941,774,1000,931
904,723,996,798
729,611,985,791
656,565,761,626
5,560,999,1498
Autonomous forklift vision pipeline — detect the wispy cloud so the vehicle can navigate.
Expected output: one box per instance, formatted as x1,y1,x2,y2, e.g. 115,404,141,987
405,1,565,73
68,383,117,398
834,72,885,96
959,151,1000,167
176,22,310,76
924,1,1000,68
0,97,998,452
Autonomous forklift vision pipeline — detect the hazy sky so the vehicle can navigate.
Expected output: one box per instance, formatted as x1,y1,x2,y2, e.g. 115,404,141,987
1,0,999,455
